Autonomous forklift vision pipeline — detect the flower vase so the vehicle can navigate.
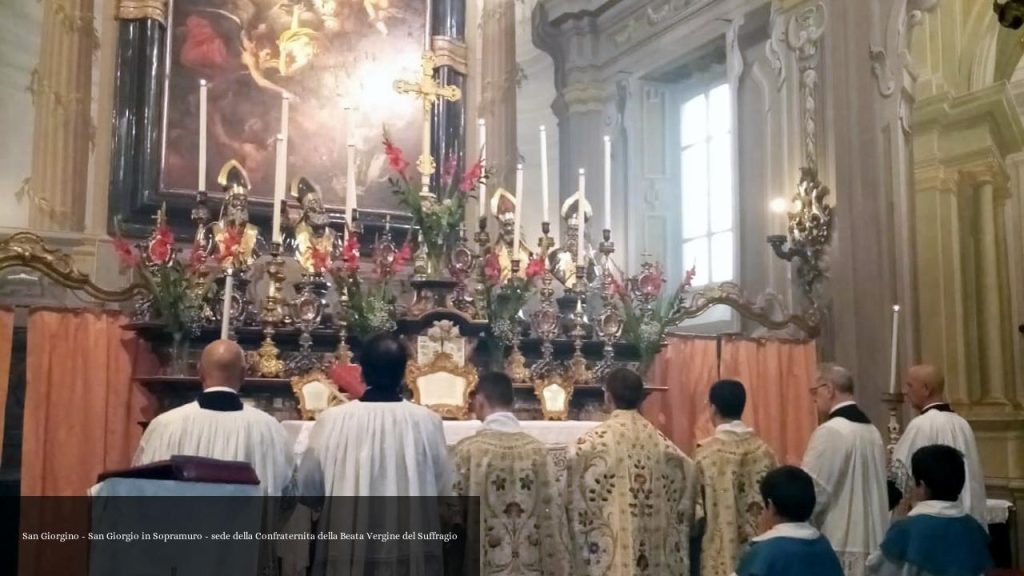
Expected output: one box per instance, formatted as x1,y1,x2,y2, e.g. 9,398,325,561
169,332,190,376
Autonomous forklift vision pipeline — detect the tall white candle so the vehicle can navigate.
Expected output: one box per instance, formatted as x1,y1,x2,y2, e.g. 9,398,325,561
198,79,208,190
346,144,356,226
272,134,285,243
577,168,586,264
513,163,524,252
220,273,234,339
540,125,550,222
478,119,487,219
603,135,612,231
889,304,900,394
280,95,290,143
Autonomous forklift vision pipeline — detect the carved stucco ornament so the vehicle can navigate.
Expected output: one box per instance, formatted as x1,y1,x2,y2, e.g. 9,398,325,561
116,0,167,23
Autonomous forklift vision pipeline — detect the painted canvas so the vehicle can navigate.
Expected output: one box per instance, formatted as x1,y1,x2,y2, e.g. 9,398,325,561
161,0,426,211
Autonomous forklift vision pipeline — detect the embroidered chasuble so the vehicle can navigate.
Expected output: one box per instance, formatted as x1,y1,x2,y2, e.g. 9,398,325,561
889,406,988,528
566,410,697,576
695,422,777,576
450,413,571,575
802,403,888,576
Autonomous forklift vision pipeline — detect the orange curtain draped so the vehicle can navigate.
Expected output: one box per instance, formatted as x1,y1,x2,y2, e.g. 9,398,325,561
644,334,817,463
22,309,157,496
0,306,13,463
641,336,720,454
719,337,818,465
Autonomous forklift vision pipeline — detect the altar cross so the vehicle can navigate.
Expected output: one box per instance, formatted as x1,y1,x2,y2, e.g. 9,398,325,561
394,51,462,198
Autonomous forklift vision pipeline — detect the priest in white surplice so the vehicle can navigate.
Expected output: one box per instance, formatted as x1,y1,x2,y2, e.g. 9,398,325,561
890,364,987,526
802,364,888,576
298,332,453,575
133,340,295,496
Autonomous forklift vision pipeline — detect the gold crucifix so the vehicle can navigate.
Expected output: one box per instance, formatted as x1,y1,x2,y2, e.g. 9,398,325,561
394,51,462,198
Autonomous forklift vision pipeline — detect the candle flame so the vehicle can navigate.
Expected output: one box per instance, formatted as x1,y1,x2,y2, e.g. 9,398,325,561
769,197,788,214
578,168,585,175
893,304,900,312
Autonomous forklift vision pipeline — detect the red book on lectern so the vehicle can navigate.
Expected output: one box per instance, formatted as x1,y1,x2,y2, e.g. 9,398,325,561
97,455,260,485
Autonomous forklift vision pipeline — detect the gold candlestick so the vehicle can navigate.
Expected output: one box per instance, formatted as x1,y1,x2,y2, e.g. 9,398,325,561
255,242,285,377
474,216,491,321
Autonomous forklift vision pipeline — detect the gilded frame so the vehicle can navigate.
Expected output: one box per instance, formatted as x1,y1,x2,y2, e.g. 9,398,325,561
290,370,346,420
405,351,478,420
533,374,574,421
0,232,147,302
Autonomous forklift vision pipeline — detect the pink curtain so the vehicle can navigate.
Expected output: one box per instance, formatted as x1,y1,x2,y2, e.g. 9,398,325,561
719,337,818,465
22,309,158,496
642,336,719,454
645,334,817,463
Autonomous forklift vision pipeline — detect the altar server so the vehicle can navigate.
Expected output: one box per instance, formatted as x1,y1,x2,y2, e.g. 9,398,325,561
450,371,570,575
133,339,294,496
695,379,777,576
890,365,987,526
734,466,844,576
802,364,888,576
867,444,992,576
566,367,697,576
298,332,453,575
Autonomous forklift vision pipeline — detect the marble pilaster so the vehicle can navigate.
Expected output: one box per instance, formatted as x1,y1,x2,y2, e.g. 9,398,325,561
479,0,518,193
28,0,95,232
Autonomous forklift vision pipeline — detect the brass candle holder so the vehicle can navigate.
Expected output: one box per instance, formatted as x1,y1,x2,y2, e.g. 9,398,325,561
255,241,286,377
881,391,905,463
567,263,590,386
594,228,622,380
473,216,491,321
504,257,529,384
530,223,559,379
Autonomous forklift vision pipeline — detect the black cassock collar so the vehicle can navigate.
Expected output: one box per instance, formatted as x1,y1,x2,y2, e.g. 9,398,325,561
922,403,954,414
197,390,244,412
827,403,872,424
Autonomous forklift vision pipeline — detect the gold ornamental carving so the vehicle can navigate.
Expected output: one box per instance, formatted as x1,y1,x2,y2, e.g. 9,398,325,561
291,370,346,420
534,374,573,421
0,232,147,302
116,0,167,23
431,36,469,75
406,351,478,420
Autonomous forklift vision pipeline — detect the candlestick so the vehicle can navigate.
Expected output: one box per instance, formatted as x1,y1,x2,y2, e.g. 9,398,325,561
220,273,234,339
272,135,285,243
577,169,586,264
346,144,356,226
280,95,290,143
540,125,549,223
478,119,487,219
198,80,208,190
889,304,900,394
603,135,612,231
513,163,523,251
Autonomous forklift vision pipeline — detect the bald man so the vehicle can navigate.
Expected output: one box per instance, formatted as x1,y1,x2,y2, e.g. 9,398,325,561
890,364,987,526
133,340,294,496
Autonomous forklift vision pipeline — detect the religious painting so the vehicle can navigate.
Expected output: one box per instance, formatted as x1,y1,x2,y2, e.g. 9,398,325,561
161,0,427,212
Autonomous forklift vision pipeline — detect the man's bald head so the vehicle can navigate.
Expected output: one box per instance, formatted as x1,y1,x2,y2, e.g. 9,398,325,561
199,340,245,391
905,364,945,412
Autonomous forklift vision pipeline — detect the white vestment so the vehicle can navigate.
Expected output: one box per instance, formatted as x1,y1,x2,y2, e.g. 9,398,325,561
802,404,889,576
133,399,295,496
297,400,454,576
890,407,987,527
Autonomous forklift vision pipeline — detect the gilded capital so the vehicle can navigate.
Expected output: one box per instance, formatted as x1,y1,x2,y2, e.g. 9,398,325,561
431,36,468,76
956,158,1010,194
117,0,166,23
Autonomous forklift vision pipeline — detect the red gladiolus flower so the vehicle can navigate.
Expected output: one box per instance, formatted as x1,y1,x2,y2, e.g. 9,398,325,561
148,225,174,263
525,256,545,280
329,362,366,398
459,161,483,193
483,252,502,286
185,247,207,274
442,155,458,187
220,226,243,262
310,245,331,274
341,235,360,273
383,137,409,174
393,243,412,271
113,237,139,269
610,276,626,299
179,16,228,77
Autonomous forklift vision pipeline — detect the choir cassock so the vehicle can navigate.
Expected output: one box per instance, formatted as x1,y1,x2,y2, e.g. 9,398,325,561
566,369,697,576
891,407,987,527
803,400,889,576
734,522,846,576
451,411,571,575
695,420,777,576
865,500,991,576
133,386,295,496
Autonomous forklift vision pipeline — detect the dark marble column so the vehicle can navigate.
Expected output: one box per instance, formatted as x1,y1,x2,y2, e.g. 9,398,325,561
432,0,467,184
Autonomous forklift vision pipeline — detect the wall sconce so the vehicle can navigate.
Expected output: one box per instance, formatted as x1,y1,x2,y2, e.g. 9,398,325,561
766,167,835,301
994,0,1024,29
